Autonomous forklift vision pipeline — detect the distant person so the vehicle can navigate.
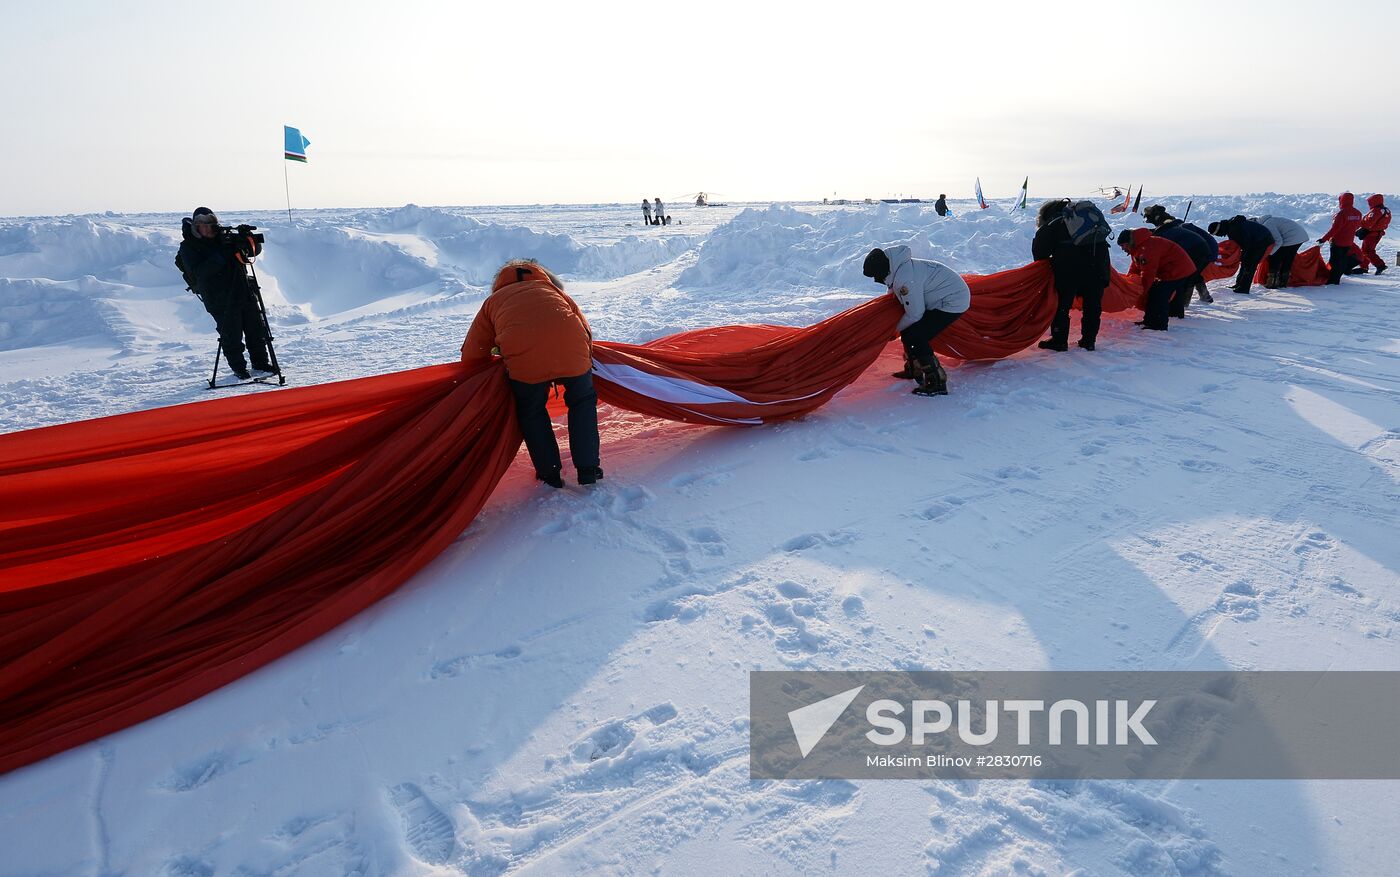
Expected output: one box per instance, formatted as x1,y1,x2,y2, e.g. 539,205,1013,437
642,199,652,226
652,197,665,226
934,194,950,217
1252,215,1310,287
1356,194,1390,275
1118,229,1194,331
176,206,272,380
1208,215,1274,294
862,245,970,396
1143,205,1216,314
1032,198,1111,351
1318,192,1364,284
461,260,602,488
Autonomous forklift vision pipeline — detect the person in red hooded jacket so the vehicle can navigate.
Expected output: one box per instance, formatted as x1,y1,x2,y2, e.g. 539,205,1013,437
1318,192,1364,284
1355,194,1390,275
1118,228,1195,331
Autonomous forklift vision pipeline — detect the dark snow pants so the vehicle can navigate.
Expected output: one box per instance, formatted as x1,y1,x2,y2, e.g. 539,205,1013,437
1143,280,1183,330
204,290,269,371
1170,259,1211,317
1233,244,1269,292
901,309,963,370
1267,244,1301,287
1327,243,1357,284
1051,282,1105,345
510,371,600,478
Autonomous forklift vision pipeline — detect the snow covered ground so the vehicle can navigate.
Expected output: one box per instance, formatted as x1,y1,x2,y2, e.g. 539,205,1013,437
1,196,1397,875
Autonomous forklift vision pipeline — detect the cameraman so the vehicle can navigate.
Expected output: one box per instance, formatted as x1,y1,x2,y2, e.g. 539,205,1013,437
178,206,272,379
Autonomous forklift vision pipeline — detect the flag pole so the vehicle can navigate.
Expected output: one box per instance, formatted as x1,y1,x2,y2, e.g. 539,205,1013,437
283,160,293,225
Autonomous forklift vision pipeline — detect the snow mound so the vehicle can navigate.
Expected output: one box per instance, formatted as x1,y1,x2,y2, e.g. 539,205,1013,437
678,203,1046,293
0,277,120,351
360,204,698,284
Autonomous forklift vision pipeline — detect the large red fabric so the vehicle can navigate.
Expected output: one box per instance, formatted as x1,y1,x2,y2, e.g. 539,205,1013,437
0,250,1352,774
0,363,523,774
1206,241,1331,287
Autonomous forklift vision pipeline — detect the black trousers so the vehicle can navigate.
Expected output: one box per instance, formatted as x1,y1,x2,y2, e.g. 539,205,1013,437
510,371,600,477
204,291,269,370
1327,243,1354,284
1171,260,1211,316
1267,244,1301,286
643,212,652,225
1144,279,1184,330
1234,244,1269,291
901,309,963,369
1050,283,1104,344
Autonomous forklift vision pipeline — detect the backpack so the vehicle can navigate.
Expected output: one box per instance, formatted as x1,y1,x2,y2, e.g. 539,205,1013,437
174,252,201,297
1062,200,1111,246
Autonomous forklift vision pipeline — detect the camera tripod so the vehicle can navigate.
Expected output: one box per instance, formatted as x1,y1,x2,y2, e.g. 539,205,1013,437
207,259,286,388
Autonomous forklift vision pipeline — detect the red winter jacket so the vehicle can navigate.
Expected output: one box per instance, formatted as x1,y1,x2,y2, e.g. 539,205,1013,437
1320,192,1364,246
1127,228,1195,289
1361,194,1390,238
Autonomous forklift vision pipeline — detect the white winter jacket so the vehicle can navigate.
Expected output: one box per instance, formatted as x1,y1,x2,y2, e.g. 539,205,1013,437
1254,216,1310,249
882,245,971,331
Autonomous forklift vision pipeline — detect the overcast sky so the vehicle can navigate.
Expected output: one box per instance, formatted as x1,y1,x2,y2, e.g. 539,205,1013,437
3,1,1396,216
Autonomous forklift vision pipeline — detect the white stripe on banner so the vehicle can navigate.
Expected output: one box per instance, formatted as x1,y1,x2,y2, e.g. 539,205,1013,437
591,359,829,414
591,360,752,405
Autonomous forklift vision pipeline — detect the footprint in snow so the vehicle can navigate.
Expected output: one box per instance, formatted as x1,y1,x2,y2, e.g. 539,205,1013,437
387,783,458,865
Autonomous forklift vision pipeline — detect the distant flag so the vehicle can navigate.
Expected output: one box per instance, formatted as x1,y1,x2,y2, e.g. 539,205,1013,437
1010,176,1028,211
1110,186,1131,215
1131,185,1142,214
284,125,310,163
974,177,989,210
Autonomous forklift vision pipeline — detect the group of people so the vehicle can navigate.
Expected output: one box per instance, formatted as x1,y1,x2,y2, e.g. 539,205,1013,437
178,190,1391,488
641,197,671,226
865,192,1390,395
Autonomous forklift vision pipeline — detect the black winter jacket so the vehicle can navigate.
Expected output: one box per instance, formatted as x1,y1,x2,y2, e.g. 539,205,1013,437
177,218,245,310
1153,222,1213,271
1031,218,1111,292
1223,216,1275,254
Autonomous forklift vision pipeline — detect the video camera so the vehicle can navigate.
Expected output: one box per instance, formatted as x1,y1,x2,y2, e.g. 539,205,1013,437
217,223,266,261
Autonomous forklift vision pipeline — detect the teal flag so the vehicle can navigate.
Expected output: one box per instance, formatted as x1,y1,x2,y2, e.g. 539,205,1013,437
284,126,310,162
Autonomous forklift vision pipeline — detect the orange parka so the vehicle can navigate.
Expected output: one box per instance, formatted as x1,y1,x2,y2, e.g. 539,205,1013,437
461,263,593,384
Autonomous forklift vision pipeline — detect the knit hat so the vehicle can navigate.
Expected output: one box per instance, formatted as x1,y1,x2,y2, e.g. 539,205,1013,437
862,248,890,283
191,206,219,226
1116,229,1135,248
1207,221,1224,236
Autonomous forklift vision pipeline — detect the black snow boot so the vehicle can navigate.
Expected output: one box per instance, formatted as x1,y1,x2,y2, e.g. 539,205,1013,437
1264,271,1280,289
537,467,565,489
891,354,920,379
1038,336,1069,352
1376,264,1387,275
911,362,948,397
1077,338,1095,351
578,465,604,486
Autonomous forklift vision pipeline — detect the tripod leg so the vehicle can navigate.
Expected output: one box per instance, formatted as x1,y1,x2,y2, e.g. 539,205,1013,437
246,265,286,384
208,343,222,388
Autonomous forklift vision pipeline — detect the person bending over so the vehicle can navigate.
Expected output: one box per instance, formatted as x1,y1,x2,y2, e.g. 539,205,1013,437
462,260,603,488
863,246,970,396
1118,229,1194,331
1143,205,1217,307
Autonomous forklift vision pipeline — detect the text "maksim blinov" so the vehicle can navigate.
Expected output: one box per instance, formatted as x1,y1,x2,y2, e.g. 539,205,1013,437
865,699,1159,746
